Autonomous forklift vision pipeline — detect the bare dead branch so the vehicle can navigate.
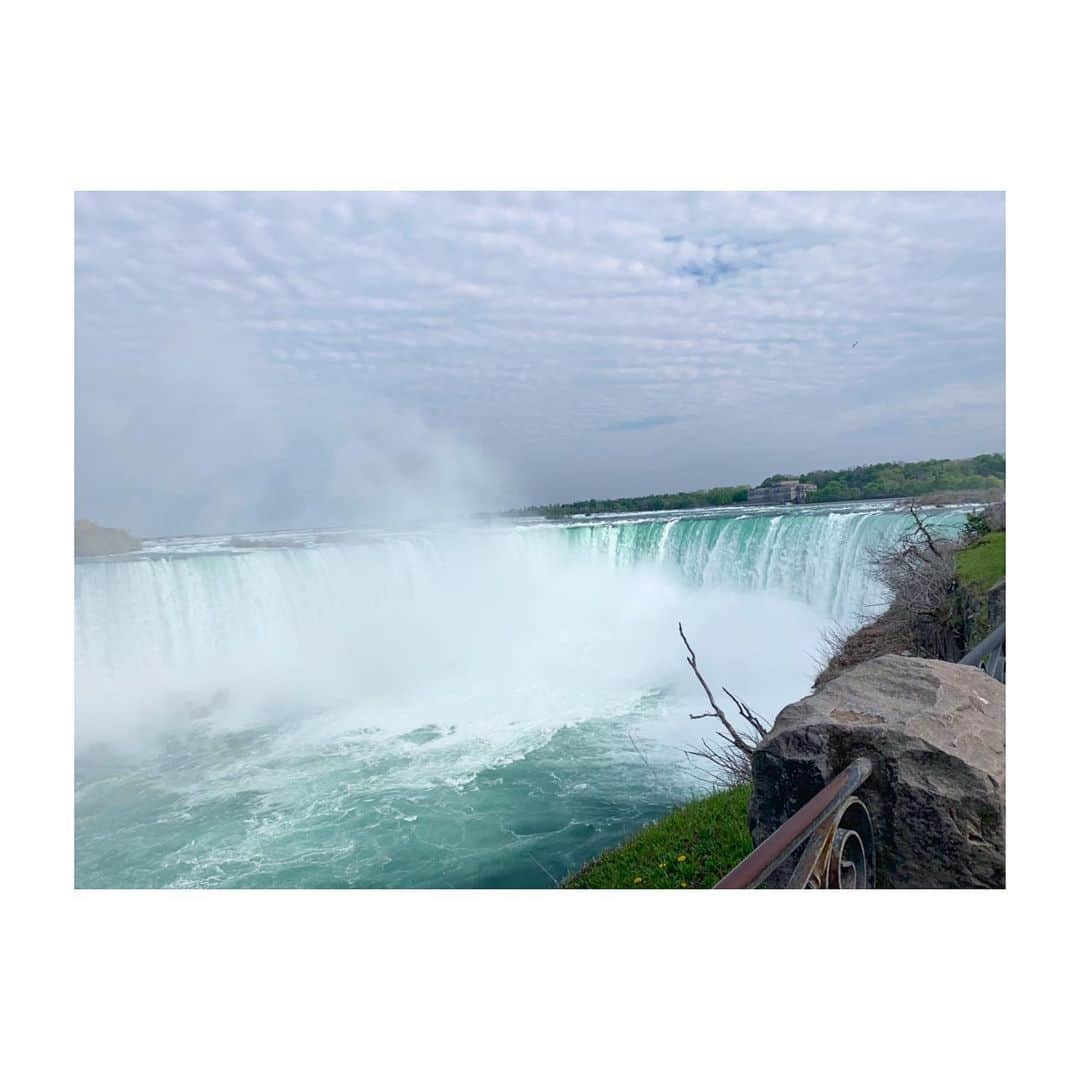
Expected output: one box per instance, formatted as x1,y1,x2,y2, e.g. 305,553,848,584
627,730,662,790
524,851,560,886
722,686,769,738
682,748,745,789
684,736,753,787
904,500,942,558
678,621,754,755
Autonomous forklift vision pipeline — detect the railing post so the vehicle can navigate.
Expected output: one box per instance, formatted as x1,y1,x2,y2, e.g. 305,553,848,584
959,622,1005,683
714,758,875,889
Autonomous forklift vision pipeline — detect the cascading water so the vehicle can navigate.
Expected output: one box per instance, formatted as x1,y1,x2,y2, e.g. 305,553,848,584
75,501,966,888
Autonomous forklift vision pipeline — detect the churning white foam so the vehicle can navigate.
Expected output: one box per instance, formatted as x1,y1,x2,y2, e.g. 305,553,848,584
75,506,963,770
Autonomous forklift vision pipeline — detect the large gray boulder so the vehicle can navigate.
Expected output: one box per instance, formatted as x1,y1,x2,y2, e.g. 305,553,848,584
749,654,1004,888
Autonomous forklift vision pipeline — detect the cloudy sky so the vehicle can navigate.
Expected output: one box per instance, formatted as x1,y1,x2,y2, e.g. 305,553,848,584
75,192,1004,537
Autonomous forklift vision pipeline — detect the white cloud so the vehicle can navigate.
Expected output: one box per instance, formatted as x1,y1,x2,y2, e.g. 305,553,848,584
75,192,1005,532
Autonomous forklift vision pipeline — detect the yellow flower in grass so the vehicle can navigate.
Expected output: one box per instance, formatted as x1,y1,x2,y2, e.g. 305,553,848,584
677,854,687,862
658,862,666,869
680,882,688,888
633,876,643,884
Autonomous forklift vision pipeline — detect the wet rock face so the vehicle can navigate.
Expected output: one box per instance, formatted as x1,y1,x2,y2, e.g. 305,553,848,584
749,655,1005,888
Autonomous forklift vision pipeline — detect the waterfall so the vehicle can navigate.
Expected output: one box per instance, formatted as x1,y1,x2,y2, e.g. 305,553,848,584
74,501,967,888
77,505,959,705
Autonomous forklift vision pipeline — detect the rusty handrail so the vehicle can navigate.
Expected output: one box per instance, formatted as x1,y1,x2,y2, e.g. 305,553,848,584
714,758,874,889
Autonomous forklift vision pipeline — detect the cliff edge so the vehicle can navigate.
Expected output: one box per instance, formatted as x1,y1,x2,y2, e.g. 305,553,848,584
75,519,141,556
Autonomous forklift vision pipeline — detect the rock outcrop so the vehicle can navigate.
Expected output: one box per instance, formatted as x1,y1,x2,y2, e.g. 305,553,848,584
75,519,141,556
749,654,1004,888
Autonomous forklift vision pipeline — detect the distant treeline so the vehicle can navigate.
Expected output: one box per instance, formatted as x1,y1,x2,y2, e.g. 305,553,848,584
522,453,1004,519
524,486,750,519
784,453,1005,503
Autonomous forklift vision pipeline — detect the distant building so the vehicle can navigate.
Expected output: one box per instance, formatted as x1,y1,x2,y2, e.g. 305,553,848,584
747,480,818,506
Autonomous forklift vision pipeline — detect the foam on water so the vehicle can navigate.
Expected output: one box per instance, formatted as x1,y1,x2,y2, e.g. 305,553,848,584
75,502,966,887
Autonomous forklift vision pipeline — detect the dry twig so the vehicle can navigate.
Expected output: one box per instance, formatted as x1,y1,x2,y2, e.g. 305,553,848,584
679,622,755,755
679,622,767,787
903,500,942,558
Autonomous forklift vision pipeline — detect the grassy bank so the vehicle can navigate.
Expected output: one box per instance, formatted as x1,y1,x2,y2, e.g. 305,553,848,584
563,784,753,888
955,530,1006,591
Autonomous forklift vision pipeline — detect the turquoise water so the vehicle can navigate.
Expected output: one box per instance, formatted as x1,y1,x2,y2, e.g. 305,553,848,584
75,502,967,888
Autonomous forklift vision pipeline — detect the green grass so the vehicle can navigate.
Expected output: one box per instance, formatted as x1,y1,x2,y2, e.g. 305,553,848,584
955,530,1006,591
563,784,753,888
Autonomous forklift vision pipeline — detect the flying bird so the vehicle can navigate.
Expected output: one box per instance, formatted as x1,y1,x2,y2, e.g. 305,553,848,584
851,340,859,349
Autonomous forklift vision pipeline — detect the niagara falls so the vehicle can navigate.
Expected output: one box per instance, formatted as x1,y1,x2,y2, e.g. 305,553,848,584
73,191,1005,896
75,501,967,887
5,24,1041,1080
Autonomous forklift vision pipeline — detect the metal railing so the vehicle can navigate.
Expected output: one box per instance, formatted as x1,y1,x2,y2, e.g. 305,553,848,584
959,622,1005,683
714,758,876,889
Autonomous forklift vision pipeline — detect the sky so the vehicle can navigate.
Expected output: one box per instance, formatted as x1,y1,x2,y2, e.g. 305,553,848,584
75,191,1005,537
